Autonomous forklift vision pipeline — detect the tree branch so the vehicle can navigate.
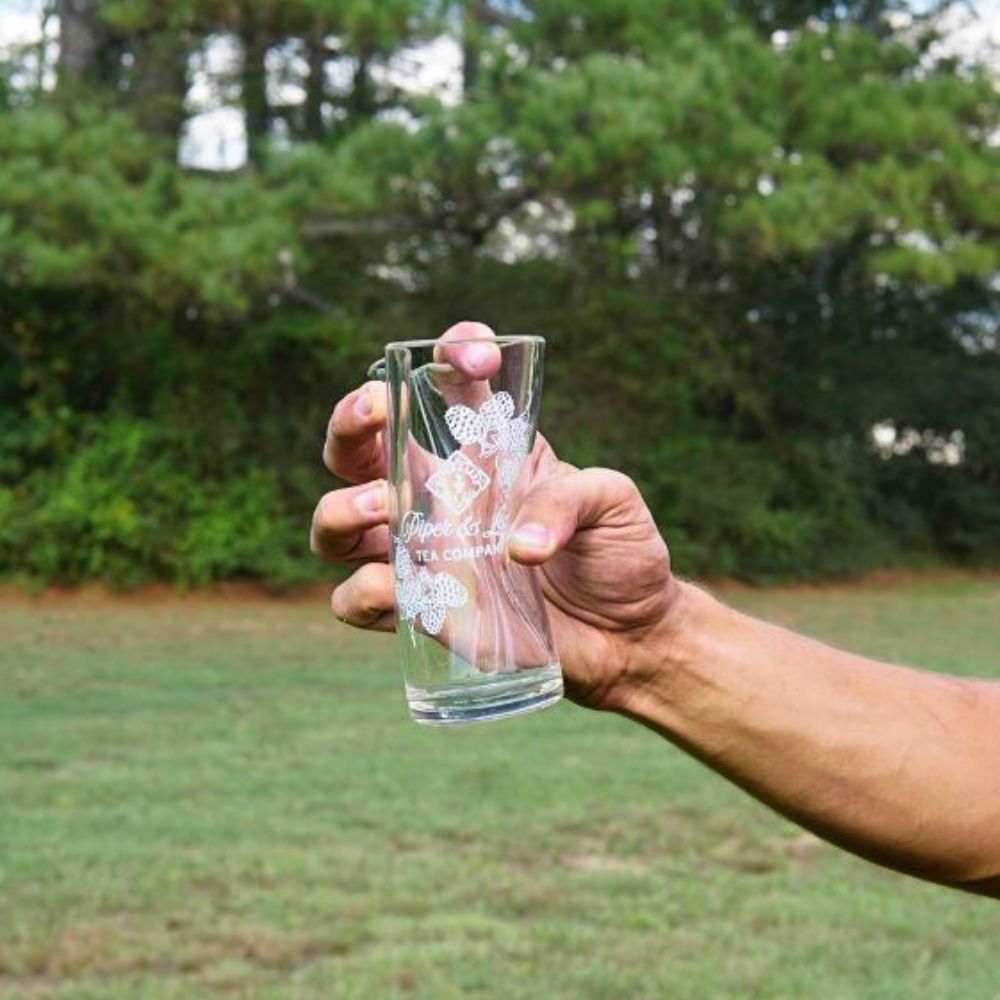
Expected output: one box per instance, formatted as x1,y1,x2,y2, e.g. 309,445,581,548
301,214,429,238
302,187,542,243
474,2,521,29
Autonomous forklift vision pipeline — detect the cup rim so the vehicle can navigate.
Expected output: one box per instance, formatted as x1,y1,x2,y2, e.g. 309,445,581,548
385,334,545,351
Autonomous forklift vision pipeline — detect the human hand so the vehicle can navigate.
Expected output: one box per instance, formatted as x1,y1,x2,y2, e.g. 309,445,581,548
310,321,680,711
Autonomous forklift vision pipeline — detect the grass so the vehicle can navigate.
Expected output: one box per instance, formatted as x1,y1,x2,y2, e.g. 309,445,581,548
2,576,1000,999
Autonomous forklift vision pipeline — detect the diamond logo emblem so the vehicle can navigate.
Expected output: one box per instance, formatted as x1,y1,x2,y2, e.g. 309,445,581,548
426,451,491,514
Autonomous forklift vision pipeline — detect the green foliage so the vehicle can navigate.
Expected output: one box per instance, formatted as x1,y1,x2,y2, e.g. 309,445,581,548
0,107,299,314
1,0,999,586
0,418,315,588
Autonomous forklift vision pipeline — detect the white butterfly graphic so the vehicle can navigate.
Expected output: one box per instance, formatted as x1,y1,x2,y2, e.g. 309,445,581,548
394,544,469,637
445,391,533,461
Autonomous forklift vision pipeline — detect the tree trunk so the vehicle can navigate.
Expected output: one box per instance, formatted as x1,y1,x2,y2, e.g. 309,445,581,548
462,1,482,95
56,0,103,87
304,26,326,141
129,30,189,158
241,23,270,168
347,50,375,122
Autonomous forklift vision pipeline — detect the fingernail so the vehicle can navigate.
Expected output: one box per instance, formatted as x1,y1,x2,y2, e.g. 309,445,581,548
466,343,492,369
355,486,383,514
511,522,550,550
354,391,373,418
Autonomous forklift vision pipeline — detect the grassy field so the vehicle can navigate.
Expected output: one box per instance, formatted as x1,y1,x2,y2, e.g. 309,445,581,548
2,577,1000,999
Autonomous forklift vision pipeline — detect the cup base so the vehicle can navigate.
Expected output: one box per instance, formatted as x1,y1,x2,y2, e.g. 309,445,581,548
407,666,563,727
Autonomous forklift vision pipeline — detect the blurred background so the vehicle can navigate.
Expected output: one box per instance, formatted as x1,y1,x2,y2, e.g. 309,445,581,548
3,3,1000,999
2,0,999,588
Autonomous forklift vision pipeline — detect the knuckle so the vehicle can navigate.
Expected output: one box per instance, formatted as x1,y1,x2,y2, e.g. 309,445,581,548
590,467,638,497
310,493,339,541
316,489,342,525
324,438,355,481
353,563,386,609
309,499,330,555
329,391,361,437
329,396,346,426
521,479,570,520
327,397,350,439
322,431,340,474
330,585,349,621
312,491,369,562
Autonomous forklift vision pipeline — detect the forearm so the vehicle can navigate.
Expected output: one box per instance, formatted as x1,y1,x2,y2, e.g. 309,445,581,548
618,582,1000,893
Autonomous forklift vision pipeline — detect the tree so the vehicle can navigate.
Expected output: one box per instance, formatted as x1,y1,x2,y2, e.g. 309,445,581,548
0,0,998,585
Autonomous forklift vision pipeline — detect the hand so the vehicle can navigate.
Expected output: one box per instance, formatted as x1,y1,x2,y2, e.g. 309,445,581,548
310,321,680,711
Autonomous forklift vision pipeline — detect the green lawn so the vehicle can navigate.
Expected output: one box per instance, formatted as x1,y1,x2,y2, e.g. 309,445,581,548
2,577,1000,999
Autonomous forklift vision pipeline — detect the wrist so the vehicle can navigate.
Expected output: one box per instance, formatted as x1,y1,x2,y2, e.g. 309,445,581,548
609,579,720,721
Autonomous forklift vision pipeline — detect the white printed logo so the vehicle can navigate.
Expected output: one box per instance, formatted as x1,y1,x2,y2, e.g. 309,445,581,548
445,391,532,461
426,451,492,515
395,390,534,638
395,544,468,637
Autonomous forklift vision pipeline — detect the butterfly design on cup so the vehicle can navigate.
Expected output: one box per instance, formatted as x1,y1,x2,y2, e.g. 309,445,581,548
395,543,469,638
445,391,533,462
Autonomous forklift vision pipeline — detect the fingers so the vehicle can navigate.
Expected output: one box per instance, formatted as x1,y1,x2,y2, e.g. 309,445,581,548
323,321,497,481
434,321,503,381
324,381,389,482
332,562,395,631
507,468,640,566
310,481,390,563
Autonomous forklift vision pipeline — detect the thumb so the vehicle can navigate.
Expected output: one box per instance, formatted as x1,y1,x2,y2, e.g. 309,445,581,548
507,467,639,566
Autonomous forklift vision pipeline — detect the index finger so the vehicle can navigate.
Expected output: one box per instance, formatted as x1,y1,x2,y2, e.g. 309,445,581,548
325,322,499,482
323,380,389,483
